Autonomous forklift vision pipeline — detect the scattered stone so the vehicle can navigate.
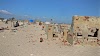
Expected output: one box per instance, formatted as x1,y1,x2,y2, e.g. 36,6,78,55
31,36,33,38
47,43,50,45
33,44,35,45
56,43,58,44
29,41,31,42
3,36,5,37
40,37,43,42
18,45,20,46
30,54,33,56
32,40,36,43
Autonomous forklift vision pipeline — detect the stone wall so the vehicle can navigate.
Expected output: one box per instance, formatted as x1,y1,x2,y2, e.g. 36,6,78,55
72,16,100,36
72,15,100,45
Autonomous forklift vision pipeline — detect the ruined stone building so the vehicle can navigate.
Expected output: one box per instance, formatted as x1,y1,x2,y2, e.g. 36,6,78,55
43,16,100,46
44,23,70,41
72,15,100,45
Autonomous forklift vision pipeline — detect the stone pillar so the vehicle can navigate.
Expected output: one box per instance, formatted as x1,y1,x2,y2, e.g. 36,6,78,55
97,27,100,44
63,28,68,41
44,24,48,34
47,25,53,40
67,31,74,45
82,24,88,45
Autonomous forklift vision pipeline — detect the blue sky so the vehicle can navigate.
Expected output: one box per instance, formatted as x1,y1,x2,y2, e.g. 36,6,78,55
0,0,100,23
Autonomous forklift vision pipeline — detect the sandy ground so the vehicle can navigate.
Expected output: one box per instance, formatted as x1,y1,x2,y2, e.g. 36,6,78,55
0,22,100,56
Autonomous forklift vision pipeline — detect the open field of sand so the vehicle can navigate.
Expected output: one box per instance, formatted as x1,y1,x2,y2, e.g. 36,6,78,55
0,22,100,56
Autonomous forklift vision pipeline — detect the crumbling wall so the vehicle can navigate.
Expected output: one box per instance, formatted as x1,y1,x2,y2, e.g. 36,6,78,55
73,16,100,36
63,28,68,41
72,16,100,45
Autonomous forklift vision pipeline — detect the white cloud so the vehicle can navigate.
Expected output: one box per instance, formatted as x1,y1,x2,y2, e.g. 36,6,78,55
0,10,12,15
